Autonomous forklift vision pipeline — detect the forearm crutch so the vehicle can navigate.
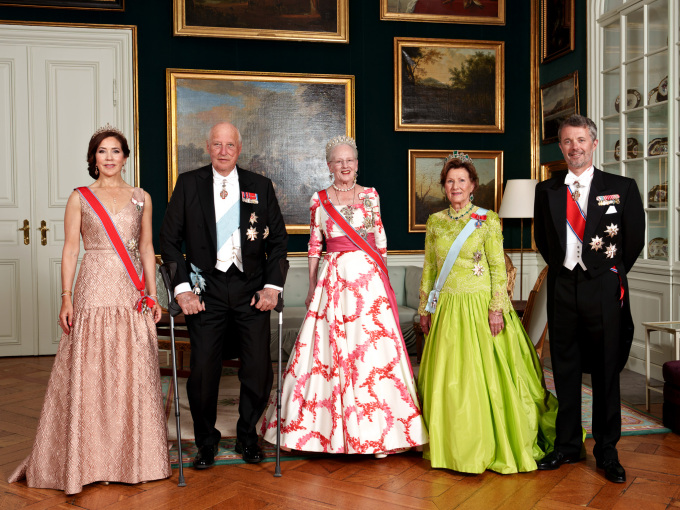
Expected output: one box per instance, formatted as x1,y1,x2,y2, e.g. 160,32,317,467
274,259,290,477
159,262,187,487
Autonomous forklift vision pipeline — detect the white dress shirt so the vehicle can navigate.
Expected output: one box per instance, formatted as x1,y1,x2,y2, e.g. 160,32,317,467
563,166,594,271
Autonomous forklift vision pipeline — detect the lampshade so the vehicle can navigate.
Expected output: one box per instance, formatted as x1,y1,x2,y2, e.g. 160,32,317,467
497,179,538,219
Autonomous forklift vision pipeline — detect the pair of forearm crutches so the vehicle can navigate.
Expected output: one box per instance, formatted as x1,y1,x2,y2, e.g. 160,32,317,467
160,259,290,484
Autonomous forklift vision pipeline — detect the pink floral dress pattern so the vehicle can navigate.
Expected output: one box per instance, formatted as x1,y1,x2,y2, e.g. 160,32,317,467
260,188,427,453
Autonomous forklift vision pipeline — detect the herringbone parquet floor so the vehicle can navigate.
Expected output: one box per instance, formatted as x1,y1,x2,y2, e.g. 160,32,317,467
2,355,680,509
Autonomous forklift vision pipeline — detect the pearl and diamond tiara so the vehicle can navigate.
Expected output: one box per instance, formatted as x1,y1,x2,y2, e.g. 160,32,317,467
91,123,124,139
325,135,357,161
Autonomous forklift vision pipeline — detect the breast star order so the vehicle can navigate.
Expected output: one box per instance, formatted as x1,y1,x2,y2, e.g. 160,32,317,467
605,243,617,259
246,226,258,241
249,212,258,225
263,226,269,239
590,235,603,251
473,263,484,276
605,223,619,237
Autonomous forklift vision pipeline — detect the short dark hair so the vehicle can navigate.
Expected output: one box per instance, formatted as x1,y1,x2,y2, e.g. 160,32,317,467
86,130,130,179
440,158,479,192
558,114,598,142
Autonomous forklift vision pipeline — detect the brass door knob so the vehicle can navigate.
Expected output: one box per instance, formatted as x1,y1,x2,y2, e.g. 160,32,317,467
38,220,49,246
18,219,29,245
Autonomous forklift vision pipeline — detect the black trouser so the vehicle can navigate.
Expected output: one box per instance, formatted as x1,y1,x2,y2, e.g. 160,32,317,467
185,265,273,448
548,265,622,462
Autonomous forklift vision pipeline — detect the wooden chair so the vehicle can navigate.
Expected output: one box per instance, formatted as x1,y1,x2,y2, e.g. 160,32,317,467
521,266,549,359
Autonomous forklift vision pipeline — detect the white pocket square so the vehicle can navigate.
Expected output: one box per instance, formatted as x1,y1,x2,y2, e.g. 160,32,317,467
605,205,617,214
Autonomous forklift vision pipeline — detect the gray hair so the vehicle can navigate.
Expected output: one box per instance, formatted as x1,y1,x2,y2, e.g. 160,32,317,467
558,114,598,142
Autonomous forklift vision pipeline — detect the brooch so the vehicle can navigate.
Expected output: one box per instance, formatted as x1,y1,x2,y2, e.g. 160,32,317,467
246,226,258,241
605,223,619,237
131,197,144,211
190,263,206,295
241,191,258,204
126,238,140,262
596,194,620,206
473,250,482,262
605,243,617,259
473,263,484,276
249,212,258,225
590,236,603,251
263,226,269,239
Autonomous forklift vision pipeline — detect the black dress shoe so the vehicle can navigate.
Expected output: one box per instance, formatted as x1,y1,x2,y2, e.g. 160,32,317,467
537,450,585,470
235,440,263,464
193,444,216,469
597,459,626,483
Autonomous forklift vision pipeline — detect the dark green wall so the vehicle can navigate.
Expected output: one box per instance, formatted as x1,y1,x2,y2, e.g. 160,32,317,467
3,1,552,254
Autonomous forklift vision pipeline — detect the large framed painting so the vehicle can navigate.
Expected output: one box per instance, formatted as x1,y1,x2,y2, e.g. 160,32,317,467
167,69,354,234
0,0,122,8
173,0,348,43
540,71,579,144
408,149,503,232
381,0,505,25
541,0,574,63
395,37,504,133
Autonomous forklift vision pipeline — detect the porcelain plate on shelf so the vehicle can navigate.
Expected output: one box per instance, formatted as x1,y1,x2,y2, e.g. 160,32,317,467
615,89,641,112
648,237,668,259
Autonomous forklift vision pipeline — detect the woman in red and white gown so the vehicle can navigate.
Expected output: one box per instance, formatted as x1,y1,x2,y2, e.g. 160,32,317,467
260,136,427,456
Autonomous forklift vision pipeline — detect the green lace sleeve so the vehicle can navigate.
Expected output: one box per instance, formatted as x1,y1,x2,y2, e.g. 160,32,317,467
418,215,438,316
484,212,512,313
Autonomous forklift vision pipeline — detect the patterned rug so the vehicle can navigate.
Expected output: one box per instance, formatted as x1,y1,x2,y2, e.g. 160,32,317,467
543,368,670,437
160,370,318,468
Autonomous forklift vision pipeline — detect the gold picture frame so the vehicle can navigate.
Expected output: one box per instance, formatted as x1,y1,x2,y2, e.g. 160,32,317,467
408,149,503,232
167,69,355,235
380,0,505,25
394,37,505,133
173,0,349,43
540,71,579,144
539,159,568,181
541,0,574,63
0,0,122,8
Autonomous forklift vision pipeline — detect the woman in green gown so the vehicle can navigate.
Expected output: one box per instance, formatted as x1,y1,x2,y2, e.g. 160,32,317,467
417,154,557,474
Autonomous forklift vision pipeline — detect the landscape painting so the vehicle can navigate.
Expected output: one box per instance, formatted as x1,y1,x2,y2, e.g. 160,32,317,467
540,71,579,144
408,149,503,232
174,0,348,43
395,38,504,132
167,69,354,233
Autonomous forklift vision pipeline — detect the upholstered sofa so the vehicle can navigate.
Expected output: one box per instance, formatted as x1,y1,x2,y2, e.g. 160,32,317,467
268,265,423,361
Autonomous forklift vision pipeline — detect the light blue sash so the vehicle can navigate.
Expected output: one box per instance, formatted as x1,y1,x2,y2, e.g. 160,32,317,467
425,208,488,313
216,201,240,252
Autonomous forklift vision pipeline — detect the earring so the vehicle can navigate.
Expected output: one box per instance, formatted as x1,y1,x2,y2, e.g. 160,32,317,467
95,166,99,176
470,193,475,202
329,173,333,182
122,166,126,175
354,170,358,183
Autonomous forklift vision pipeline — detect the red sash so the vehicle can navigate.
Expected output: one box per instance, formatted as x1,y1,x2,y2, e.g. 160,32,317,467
77,187,154,313
318,190,413,377
566,187,586,242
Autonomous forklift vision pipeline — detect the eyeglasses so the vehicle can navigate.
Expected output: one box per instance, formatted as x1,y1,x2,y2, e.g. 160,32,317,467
331,158,356,167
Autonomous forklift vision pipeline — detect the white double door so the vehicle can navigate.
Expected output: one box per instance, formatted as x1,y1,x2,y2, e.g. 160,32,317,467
0,23,136,356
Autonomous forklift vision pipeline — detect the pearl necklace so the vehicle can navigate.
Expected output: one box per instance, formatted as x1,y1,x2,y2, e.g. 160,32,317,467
448,202,473,220
332,182,356,192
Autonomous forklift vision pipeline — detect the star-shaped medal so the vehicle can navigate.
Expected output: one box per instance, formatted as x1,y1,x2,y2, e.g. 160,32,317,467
473,250,482,262
263,226,269,239
605,243,617,259
249,212,258,225
246,226,258,241
473,263,484,276
590,235,603,251
605,223,619,237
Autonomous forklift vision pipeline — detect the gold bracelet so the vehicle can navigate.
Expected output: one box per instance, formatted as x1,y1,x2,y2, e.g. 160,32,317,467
61,289,72,295
61,292,71,297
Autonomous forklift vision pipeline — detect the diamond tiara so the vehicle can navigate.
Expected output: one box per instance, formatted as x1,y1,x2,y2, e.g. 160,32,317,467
445,150,473,164
91,123,125,139
325,135,357,161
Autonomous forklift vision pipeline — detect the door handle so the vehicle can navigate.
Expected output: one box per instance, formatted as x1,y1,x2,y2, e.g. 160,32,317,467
18,219,29,245
37,220,49,246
